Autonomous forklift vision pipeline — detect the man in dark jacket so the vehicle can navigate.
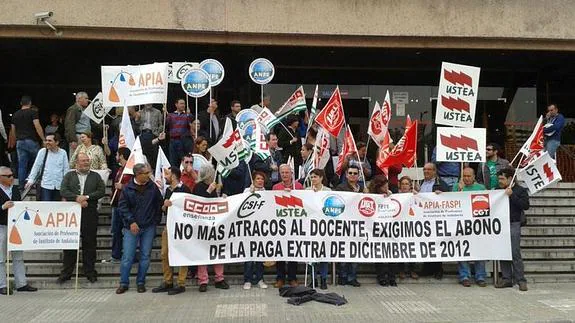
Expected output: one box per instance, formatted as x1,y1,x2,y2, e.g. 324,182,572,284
277,115,302,170
116,163,163,294
57,153,106,284
495,168,530,292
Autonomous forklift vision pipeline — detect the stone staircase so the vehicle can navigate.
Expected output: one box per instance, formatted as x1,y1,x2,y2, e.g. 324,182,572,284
11,182,575,289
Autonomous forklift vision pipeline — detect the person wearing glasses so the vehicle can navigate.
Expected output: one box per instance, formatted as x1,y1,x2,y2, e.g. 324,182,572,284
477,143,509,190
116,163,163,294
0,166,38,295
180,153,198,192
335,164,363,287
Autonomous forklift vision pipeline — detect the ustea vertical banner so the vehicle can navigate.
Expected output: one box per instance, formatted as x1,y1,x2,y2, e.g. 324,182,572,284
8,202,82,251
435,62,480,128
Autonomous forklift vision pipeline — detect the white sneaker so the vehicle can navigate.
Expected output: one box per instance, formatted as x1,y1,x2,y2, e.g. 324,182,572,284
257,280,268,289
243,282,252,290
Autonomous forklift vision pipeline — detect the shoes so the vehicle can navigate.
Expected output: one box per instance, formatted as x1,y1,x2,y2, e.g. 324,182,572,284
274,280,285,289
215,280,229,289
378,279,388,287
116,286,129,294
137,285,146,293
320,278,327,290
348,279,361,287
389,280,398,287
0,287,13,295
476,280,487,287
257,280,268,289
519,282,528,291
289,280,299,287
495,281,513,289
167,286,185,295
199,284,208,292
434,271,444,280
398,272,406,280
16,284,38,292
107,258,121,264
337,278,347,286
410,272,419,280
87,276,98,283
243,282,252,290
461,279,471,287
152,283,174,293
56,276,71,284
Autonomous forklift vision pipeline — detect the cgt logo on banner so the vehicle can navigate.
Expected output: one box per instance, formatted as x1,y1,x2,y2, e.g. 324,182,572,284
436,127,486,162
166,190,511,266
518,151,562,194
435,62,481,128
8,202,82,251
101,63,169,107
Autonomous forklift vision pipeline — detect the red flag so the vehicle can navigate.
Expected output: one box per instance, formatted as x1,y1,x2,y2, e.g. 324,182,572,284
335,126,358,176
379,119,418,168
376,131,393,175
314,87,345,138
519,116,545,168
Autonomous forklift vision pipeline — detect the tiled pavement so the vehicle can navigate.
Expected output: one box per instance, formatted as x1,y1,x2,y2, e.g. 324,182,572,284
2,282,575,322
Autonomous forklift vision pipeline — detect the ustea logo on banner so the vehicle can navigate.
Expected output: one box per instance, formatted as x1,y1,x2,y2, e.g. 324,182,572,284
322,195,345,217
237,193,265,219
471,194,490,217
436,127,486,163
358,197,376,217
275,195,307,217
435,62,480,128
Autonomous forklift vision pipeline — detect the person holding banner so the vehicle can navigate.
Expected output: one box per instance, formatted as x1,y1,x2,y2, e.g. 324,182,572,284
164,98,196,168
193,165,229,292
153,168,191,295
57,153,106,284
477,143,510,190
306,168,331,290
0,166,38,295
116,163,163,294
432,146,460,190
453,167,487,287
25,133,69,201
242,171,269,290
335,164,363,287
397,176,419,281
495,168,530,291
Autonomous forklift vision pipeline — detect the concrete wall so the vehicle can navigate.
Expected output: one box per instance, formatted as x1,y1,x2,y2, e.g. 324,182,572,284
2,0,575,46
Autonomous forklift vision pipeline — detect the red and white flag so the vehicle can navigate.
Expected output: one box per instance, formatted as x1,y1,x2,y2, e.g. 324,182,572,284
517,151,562,194
311,127,331,169
335,125,359,176
314,87,345,138
122,136,147,175
378,117,418,168
118,105,135,149
518,116,545,167
368,90,393,147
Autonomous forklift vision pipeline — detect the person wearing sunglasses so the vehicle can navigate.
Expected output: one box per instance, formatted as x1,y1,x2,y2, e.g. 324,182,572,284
0,166,37,295
180,154,198,192
477,143,509,190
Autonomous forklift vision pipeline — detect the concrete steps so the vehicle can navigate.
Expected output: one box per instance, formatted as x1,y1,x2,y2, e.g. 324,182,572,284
521,237,575,248
527,217,575,226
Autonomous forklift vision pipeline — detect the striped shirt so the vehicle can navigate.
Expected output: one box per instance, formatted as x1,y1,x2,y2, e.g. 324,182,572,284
167,112,194,139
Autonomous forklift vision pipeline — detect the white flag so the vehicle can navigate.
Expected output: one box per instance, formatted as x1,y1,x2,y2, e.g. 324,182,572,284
118,105,135,150
83,92,111,124
257,107,278,133
154,146,171,196
517,151,562,194
208,118,242,174
312,127,331,169
310,85,319,123
122,136,147,175
519,115,544,156
253,121,271,160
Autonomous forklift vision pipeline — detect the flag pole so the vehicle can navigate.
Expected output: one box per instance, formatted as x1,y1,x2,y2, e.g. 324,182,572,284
195,98,199,139
363,136,371,164
186,95,190,115
74,246,80,292
510,154,526,187
162,104,167,133
6,236,10,296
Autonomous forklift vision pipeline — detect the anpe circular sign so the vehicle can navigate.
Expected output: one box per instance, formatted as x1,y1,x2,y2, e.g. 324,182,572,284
249,58,275,85
181,68,211,98
199,59,225,87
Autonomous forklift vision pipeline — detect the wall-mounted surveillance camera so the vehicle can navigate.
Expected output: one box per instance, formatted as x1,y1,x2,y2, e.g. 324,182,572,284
34,12,53,20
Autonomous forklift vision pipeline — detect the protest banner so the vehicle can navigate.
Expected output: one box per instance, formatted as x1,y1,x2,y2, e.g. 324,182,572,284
435,62,481,128
101,62,169,107
83,92,111,124
517,151,562,194
167,190,511,266
249,58,275,85
8,202,82,251
168,62,199,83
436,127,486,163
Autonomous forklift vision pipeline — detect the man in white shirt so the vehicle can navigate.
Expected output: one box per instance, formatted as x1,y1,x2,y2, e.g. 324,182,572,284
25,133,69,201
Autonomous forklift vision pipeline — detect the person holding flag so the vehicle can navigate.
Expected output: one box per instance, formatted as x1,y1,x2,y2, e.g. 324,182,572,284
277,115,302,169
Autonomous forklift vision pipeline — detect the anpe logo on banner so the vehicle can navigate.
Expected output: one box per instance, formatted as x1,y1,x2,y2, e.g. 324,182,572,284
471,194,490,217
358,197,376,217
184,198,228,215
275,195,307,217
237,193,265,219
322,195,345,217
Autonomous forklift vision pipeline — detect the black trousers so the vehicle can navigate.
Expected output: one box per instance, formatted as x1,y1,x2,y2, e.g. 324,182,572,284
375,263,398,281
423,262,443,275
276,261,298,281
60,208,98,278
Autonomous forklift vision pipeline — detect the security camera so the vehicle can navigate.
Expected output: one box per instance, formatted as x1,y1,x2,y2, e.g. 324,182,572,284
34,12,53,20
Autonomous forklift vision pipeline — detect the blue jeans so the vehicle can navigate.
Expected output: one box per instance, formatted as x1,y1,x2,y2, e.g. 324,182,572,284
545,139,560,160
120,225,156,287
318,263,328,280
111,208,124,260
244,262,264,284
16,139,39,186
338,263,358,282
40,188,60,201
458,261,486,282
440,176,459,189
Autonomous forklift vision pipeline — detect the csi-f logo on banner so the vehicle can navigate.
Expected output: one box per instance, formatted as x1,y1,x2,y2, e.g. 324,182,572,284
436,127,486,163
435,62,481,128
237,193,265,218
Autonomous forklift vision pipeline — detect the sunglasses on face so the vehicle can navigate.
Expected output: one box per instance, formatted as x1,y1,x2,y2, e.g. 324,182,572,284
348,172,359,175
0,174,13,178
183,161,193,164
486,148,493,151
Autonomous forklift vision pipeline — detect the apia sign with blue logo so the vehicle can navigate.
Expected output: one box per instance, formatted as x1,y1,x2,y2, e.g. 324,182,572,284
199,59,225,87
249,58,275,85
181,68,211,98
322,195,345,217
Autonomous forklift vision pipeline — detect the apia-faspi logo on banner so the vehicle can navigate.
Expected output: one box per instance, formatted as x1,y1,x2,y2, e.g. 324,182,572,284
249,58,274,85
200,59,225,87
181,67,211,98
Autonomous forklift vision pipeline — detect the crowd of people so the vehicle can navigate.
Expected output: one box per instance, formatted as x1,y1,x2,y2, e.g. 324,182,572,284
0,93,565,296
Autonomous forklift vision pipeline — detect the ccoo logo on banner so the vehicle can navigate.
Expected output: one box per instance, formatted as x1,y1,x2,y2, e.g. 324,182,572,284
517,151,562,194
436,127,486,163
435,62,481,128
